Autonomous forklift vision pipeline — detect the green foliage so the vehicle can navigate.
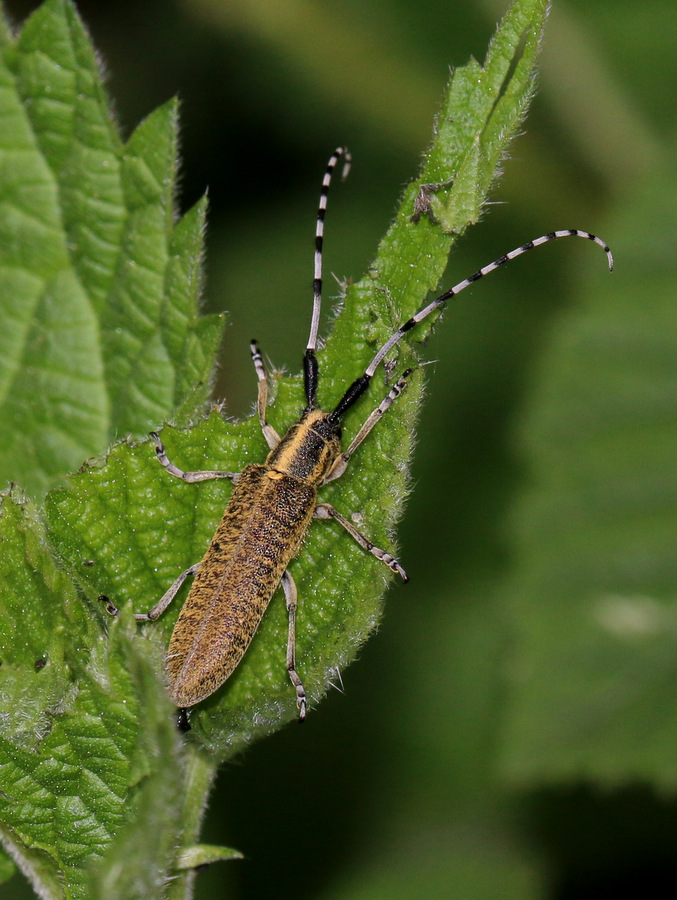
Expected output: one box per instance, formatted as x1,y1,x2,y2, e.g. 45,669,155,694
500,156,677,789
0,496,185,898
0,0,556,896
0,0,220,498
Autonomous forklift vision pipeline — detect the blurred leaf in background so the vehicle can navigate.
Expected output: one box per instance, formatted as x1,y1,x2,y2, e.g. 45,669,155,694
1,0,676,898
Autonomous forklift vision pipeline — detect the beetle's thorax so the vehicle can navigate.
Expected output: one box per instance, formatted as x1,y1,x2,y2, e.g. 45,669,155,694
266,407,341,485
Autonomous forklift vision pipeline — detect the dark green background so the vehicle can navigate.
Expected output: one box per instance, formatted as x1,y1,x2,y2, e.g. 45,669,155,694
3,1,675,898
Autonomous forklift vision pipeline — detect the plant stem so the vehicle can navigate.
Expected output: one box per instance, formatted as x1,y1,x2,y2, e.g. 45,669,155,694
167,746,218,900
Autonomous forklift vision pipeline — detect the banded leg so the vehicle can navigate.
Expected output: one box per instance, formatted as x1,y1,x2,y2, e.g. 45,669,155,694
101,563,199,623
281,569,306,720
314,503,408,582
323,368,412,485
151,432,239,483
250,340,280,450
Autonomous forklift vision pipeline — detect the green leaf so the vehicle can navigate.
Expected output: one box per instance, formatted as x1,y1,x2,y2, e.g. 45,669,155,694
321,838,542,900
176,843,243,871
499,155,677,789
45,0,549,762
0,489,95,748
1,0,551,895
0,513,186,900
324,0,547,384
85,621,188,900
0,0,219,499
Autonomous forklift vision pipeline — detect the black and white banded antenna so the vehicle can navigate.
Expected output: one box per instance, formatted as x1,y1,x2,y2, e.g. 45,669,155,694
331,229,614,420
304,146,351,409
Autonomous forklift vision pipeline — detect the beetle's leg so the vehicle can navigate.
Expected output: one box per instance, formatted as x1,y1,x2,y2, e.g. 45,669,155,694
281,569,306,720
314,503,408,582
323,369,412,485
100,564,199,623
151,433,239,483
250,340,281,450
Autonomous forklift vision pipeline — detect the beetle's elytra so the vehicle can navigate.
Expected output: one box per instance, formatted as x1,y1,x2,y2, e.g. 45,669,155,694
108,147,613,720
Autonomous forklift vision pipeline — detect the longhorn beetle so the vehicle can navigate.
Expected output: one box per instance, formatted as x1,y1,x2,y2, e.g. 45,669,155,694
107,147,613,720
